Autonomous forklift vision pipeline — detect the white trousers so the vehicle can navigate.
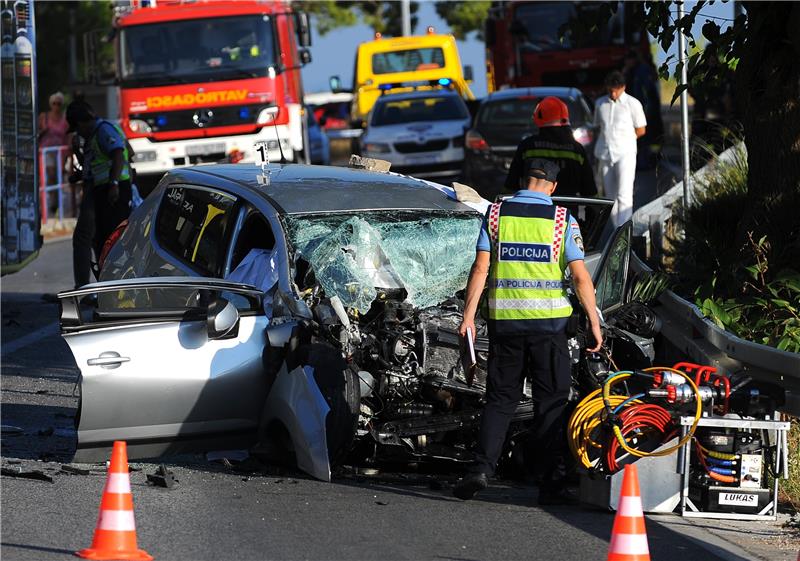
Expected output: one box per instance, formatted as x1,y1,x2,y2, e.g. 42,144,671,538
599,154,637,227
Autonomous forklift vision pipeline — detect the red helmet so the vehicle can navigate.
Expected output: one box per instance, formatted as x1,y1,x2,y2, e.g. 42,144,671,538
533,96,570,128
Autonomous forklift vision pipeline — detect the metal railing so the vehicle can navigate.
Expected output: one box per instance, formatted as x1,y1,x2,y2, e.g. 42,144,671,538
38,144,71,224
631,252,800,417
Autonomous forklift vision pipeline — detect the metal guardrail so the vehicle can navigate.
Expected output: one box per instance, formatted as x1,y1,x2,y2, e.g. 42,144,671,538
631,252,800,417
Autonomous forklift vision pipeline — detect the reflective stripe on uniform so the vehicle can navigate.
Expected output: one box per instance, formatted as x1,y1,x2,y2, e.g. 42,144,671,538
522,148,585,165
489,297,572,310
493,278,563,290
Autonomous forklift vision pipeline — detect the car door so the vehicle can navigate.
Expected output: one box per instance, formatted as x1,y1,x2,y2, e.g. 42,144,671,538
58,277,270,462
592,220,633,315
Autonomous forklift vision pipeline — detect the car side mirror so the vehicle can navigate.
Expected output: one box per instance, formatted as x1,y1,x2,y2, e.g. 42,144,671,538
207,297,239,340
329,75,342,93
464,65,474,82
299,48,312,66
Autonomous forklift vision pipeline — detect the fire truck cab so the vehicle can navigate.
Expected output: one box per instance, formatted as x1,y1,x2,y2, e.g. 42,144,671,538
113,0,310,182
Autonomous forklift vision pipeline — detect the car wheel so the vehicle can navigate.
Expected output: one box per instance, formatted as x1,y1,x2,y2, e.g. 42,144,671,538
299,344,360,463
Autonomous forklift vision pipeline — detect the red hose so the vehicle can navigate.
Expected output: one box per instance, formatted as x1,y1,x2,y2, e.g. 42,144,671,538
605,403,675,473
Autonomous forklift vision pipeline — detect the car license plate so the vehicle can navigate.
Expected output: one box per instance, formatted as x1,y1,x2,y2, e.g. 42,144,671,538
406,154,439,165
186,142,225,156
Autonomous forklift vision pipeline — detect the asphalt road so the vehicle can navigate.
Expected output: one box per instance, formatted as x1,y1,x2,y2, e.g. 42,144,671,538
0,238,788,561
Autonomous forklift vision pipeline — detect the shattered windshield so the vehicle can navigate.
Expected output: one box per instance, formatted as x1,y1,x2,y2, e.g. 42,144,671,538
285,211,481,313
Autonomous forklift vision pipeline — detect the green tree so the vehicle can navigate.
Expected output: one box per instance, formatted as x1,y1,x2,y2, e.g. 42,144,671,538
295,1,419,37
434,1,490,40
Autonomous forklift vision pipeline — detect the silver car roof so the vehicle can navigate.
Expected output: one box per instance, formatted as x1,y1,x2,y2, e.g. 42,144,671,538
166,163,477,215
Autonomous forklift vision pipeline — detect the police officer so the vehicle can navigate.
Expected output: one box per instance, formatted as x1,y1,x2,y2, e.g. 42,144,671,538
66,101,132,287
504,96,597,198
454,158,603,505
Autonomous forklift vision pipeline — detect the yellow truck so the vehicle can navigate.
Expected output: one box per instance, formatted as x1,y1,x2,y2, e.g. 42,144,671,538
331,28,475,128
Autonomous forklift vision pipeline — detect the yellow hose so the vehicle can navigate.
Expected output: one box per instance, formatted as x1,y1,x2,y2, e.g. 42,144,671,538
568,367,703,468
568,389,638,469
606,367,702,459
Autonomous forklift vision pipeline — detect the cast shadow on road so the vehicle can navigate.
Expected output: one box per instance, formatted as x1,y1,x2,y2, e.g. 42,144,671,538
1,542,74,556
1,403,77,463
327,476,742,561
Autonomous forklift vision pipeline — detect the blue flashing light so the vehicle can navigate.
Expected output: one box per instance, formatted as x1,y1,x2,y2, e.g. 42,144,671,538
378,84,393,91
438,78,452,87
239,107,251,119
156,115,167,127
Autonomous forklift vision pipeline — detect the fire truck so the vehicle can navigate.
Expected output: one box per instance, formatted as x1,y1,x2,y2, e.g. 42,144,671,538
485,1,651,98
111,0,311,187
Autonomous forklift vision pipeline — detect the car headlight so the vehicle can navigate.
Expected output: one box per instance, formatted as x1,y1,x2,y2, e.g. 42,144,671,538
133,150,157,162
257,106,280,124
363,142,390,153
572,126,594,146
465,130,489,152
129,119,152,134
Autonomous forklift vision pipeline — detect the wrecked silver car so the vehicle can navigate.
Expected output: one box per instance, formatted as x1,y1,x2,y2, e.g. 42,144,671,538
57,163,616,481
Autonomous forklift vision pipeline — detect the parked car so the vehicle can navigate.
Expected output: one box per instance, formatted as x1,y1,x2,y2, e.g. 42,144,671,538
58,163,624,481
463,87,595,198
360,88,471,183
305,106,331,165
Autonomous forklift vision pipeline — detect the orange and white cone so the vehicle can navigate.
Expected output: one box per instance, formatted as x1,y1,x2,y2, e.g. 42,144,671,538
76,441,153,561
607,464,650,561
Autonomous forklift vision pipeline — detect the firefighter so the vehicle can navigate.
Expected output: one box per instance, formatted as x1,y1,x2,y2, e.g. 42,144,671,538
454,158,603,505
66,101,132,288
504,96,597,198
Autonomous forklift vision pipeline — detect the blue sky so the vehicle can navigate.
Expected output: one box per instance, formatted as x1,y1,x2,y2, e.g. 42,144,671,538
301,0,736,98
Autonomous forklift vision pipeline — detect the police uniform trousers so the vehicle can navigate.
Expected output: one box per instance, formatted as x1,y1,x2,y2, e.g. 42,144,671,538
72,180,131,287
472,330,571,490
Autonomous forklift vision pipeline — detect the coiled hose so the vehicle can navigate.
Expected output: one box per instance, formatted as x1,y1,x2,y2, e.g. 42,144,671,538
568,367,703,472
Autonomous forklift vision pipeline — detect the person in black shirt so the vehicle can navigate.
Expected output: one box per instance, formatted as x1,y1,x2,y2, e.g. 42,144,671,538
504,97,597,198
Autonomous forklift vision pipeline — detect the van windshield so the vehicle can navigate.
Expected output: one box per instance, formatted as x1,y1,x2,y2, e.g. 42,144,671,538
120,14,277,86
371,47,446,74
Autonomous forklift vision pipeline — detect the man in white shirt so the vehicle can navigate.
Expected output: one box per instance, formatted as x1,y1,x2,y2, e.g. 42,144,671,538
593,71,647,226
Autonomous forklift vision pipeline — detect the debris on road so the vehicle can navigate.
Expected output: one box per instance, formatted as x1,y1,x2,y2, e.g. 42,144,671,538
1,466,55,483
61,464,92,476
206,449,249,463
146,464,177,488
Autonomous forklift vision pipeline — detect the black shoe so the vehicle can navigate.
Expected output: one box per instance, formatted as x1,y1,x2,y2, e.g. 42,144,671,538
538,486,579,506
453,472,488,500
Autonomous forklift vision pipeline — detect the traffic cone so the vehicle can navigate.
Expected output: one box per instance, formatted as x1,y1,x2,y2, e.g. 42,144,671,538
607,464,650,561
76,441,153,561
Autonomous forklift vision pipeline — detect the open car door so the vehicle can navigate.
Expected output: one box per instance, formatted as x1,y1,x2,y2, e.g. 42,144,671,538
592,220,633,316
58,277,269,462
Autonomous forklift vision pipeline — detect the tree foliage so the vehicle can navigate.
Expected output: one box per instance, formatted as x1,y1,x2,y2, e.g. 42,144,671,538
295,1,419,37
34,1,115,109
296,1,493,40
434,1,490,40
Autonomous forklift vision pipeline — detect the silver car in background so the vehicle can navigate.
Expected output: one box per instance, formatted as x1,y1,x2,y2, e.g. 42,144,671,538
360,88,471,183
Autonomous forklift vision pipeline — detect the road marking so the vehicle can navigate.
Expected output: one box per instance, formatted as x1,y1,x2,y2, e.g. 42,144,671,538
2,323,60,355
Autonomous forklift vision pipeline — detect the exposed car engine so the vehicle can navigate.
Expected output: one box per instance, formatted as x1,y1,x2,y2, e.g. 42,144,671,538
298,278,659,472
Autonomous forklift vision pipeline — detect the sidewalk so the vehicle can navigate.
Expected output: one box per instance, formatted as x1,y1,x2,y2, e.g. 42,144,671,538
40,217,76,244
